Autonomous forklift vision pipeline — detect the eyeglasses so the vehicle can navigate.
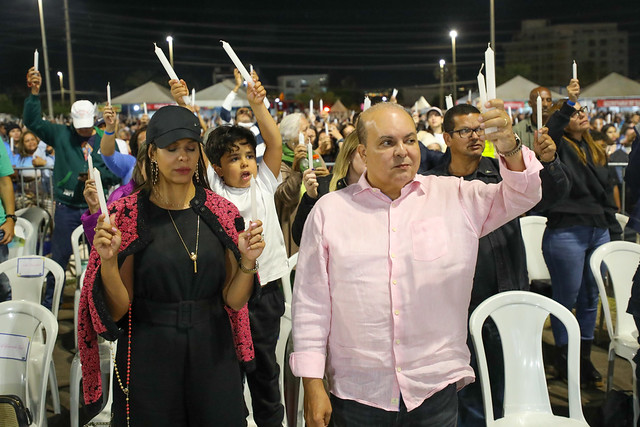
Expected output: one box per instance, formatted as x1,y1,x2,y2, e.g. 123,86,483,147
570,106,589,118
449,127,485,138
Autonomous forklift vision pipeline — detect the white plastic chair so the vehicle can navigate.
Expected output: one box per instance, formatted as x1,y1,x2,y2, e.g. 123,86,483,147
590,241,640,426
519,216,551,282
0,256,65,415
72,224,90,350
469,291,588,426
9,217,35,259
0,300,58,427
69,270,115,427
17,206,51,256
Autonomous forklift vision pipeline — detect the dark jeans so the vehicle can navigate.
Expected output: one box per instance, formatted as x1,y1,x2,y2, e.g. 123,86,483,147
0,230,9,301
43,202,84,309
458,319,504,427
330,384,458,427
246,279,286,427
542,225,610,346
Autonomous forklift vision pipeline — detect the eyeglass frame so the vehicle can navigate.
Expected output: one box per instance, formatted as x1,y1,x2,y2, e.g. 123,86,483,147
570,106,589,118
447,127,486,139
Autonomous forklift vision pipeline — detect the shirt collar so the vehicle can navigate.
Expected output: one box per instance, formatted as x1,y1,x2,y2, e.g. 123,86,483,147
353,169,424,202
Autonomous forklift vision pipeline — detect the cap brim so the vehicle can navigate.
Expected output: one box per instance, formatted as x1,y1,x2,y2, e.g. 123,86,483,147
73,118,94,129
153,128,203,148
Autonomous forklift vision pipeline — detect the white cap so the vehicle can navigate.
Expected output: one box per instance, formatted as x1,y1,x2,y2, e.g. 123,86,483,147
71,100,96,129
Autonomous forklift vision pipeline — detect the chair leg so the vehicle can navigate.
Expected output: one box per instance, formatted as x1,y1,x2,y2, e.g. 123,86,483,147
70,355,81,427
49,359,61,414
606,347,616,393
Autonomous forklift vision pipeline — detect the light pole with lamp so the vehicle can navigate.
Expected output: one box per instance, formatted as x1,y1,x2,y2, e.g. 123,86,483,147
166,36,174,68
57,71,64,103
439,59,446,109
449,30,458,99
36,0,54,119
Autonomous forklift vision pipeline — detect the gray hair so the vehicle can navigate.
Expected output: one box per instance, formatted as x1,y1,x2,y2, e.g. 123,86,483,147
280,113,305,144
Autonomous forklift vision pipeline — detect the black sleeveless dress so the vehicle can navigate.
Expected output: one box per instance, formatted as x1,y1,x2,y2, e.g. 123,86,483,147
111,203,245,426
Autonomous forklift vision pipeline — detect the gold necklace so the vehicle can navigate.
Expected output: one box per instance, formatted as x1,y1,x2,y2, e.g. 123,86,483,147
168,211,200,273
153,187,190,209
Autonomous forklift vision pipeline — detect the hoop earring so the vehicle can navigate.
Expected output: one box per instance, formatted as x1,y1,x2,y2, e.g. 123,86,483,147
151,159,158,186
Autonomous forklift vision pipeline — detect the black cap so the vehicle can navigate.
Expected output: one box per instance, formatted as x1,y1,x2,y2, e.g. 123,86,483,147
146,105,202,148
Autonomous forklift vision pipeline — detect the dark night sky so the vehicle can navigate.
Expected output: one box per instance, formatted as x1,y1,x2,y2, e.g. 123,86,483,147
1,0,639,102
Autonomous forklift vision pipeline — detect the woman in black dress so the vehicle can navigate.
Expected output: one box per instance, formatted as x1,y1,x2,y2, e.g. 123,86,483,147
91,105,264,426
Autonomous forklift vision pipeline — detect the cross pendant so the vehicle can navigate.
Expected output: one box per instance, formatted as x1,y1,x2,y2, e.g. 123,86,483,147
190,252,197,273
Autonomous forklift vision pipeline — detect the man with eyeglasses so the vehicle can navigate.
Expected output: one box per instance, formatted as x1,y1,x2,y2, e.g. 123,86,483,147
292,101,544,427
221,69,266,162
425,103,569,426
513,86,554,151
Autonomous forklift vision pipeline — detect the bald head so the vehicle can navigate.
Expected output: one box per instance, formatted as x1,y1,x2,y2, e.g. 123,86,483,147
529,86,553,125
356,102,412,146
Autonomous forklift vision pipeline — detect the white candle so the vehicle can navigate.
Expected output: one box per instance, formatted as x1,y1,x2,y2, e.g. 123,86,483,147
485,44,496,101
249,64,254,75
607,113,611,124
319,99,323,112
363,96,371,111
309,99,313,116
508,106,512,121
33,49,39,72
299,132,305,146
445,95,453,110
468,89,472,103
143,102,148,115
307,143,313,170
9,138,13,155
87,154,93,180
325,122,329,136
191,88,195,107
250,176,257,221
392,88,398,99
93,169,110,225
154,43,190,105
536,93,543,130
220,41,270,109
107,82,111,106
572,60,577,80
477,64,487,109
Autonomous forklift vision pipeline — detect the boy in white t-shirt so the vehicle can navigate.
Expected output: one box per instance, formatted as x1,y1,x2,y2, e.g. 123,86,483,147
205,75,288,426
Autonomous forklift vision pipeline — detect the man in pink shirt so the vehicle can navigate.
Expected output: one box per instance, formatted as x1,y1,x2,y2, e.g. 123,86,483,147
290,101,543,427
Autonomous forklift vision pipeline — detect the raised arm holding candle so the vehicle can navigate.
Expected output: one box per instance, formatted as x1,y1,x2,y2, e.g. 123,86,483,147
154,43,191,105
220,40,270,109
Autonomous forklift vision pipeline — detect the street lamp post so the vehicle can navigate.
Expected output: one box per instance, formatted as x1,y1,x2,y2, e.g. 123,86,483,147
57,71,64,102
439,59,446,109
166,36,174,68
63,0,76,103
490,0,495,53
449,30,458,99
36,0,54,119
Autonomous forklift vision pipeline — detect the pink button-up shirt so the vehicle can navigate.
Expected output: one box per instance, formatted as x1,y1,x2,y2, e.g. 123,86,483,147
290,147,543,412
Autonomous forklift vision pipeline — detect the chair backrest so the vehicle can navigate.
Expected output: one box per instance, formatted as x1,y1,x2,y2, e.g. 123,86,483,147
9,217,36,259
590,241,640,343
0,256,65,318
519,216,550,282
469,291,586,424
0,300,58,427
71,224,90,285
17,207,51,256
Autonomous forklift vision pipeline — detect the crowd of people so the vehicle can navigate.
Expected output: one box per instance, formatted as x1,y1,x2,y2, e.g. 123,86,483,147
0,65,638,427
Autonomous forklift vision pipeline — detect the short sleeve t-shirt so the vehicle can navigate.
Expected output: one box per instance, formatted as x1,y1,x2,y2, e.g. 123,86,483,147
0,143,15,224
208,161,288,284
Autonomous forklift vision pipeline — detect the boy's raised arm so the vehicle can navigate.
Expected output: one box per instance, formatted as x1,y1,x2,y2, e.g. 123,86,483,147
248,72,281,177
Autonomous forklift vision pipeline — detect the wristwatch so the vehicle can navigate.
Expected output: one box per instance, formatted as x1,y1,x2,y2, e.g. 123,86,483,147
5,214,17,222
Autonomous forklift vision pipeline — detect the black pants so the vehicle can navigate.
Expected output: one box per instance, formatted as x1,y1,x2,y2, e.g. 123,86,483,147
246,279,286,427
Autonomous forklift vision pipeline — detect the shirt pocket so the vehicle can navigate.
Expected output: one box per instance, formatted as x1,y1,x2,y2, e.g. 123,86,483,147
411,217,448,261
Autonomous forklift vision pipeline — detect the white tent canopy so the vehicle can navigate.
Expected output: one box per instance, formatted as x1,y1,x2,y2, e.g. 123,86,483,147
195,79,250,108
415,96,431,111
110,81,173,104
458,75,563,104
581,72,640,98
